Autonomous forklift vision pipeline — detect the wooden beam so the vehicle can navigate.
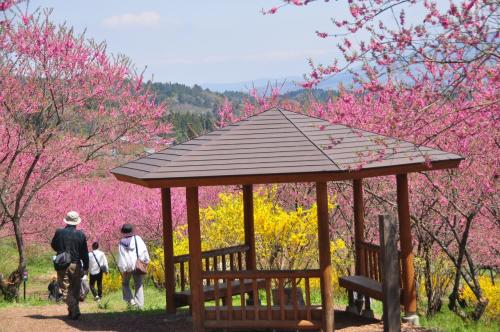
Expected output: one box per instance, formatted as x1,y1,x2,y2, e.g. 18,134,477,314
112,159,463,188
353,179,366,276
161,188,176,315
396,174,417,315
186,187,204,332
379,215,401,332
316,182,334,332
243,184,256,270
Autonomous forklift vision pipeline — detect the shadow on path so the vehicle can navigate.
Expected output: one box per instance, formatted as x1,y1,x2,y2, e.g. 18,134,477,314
26,309,380,332
26,309,192,332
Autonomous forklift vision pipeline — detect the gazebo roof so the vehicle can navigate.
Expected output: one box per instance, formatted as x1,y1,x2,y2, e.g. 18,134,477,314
111,108,463,187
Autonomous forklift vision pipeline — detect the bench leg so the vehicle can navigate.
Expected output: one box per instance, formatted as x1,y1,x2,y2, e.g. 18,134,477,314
346,290,360,314
354,292,364,314
361,296,374,319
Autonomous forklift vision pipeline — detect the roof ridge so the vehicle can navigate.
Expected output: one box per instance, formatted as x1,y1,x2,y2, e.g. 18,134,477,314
278,108,342,171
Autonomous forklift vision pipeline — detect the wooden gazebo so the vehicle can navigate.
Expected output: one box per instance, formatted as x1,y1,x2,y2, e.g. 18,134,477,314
111,108,462,331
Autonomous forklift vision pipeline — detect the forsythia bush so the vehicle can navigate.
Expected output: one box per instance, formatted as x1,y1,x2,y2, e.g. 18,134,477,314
148,225,190,288
102,271,122,295
414,253,454,302
148,247,165,288
459,276,500,321
148,188,350,292
201,188,336,271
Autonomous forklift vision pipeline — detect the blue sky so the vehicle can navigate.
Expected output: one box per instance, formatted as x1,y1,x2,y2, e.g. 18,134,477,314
29,1,353,85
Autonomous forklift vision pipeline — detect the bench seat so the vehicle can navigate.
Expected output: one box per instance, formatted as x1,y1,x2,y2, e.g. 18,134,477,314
339,275,403,303
174,278,267,308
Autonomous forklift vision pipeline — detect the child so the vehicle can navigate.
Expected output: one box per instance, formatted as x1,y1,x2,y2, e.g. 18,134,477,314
48,276,62,302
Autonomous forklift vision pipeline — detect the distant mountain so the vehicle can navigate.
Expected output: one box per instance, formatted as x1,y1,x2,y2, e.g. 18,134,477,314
201,72,353,94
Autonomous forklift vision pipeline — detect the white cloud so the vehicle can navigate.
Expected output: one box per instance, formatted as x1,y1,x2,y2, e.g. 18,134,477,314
102,11,161,29
159,49,328,65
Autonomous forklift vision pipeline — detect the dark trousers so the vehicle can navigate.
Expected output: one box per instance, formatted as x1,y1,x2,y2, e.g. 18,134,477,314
57,263,81,316
89,272,103,298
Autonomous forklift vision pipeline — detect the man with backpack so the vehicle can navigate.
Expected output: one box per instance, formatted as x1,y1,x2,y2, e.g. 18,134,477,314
51,211,89,320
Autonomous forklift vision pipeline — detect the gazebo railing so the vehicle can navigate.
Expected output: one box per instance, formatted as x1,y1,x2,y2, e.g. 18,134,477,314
202,269,323,330
173,244,249,292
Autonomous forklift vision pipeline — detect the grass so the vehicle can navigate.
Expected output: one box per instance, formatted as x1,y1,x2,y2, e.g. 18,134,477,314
420,306,500,332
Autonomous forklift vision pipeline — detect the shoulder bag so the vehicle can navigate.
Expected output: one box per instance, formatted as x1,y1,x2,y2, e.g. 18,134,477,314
53,251,71,271
92,251,107,274
133,236,148,275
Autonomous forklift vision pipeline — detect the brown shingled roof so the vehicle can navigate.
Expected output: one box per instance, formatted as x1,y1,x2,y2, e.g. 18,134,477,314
111,108,463,187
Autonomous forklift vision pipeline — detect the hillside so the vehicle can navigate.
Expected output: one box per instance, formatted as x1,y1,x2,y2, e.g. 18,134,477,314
150,82,336,142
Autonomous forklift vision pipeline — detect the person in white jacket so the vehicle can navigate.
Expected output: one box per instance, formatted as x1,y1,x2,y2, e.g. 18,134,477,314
118,223,150,309
88,242,109,301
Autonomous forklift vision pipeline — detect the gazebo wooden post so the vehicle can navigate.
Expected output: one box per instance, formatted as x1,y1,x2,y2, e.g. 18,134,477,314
186,187,204,332
353,179,366,276
396,174,419,324
352,179,368,314
161,188,176,315
243,184,256,270
316,182,334,332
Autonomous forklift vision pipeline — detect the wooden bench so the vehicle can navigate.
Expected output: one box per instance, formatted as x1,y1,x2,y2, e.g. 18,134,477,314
339,275,403,303
339,241,403,312
174,278,266,307
173,244,256,308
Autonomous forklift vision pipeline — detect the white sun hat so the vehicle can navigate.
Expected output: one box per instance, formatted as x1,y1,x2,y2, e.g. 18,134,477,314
63,211,81,225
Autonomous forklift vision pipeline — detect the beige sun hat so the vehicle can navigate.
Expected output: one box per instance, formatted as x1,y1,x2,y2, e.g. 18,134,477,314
63,211,81,225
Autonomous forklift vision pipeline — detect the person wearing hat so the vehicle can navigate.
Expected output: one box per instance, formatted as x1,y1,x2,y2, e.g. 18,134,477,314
117,223,150,309
51,211,89,320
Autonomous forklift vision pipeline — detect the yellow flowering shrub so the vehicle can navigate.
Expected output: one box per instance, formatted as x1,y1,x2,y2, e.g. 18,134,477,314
148,225,190,288
102,271,122,295
459,276,500,320
414,253,454,305
148,247,165,288
148,188,349,295
200,188,336,271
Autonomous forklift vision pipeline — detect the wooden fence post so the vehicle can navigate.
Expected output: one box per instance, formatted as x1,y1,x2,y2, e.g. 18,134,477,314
379,214,401,332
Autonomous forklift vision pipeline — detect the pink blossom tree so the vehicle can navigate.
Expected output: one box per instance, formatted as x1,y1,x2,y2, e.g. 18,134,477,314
18,179,222,252
0,5,169,296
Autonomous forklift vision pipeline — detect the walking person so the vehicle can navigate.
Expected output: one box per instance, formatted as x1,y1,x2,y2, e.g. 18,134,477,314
118,223,150,309
89,241,109,301
51,211,89,320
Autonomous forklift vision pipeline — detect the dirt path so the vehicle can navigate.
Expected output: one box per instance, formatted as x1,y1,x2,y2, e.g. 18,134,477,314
0,304,425,332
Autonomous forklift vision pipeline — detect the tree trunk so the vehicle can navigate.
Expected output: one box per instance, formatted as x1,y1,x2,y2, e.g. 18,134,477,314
8,216,26,300
472,297,489,321
424,247,442,316
448,265,462,311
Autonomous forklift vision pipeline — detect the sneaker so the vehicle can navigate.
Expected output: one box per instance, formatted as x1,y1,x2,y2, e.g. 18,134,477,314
94,296,101,301
127,299,136,309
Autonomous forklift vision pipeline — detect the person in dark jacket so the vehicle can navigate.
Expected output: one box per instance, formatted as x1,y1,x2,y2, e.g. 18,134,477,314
51,211,89,320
